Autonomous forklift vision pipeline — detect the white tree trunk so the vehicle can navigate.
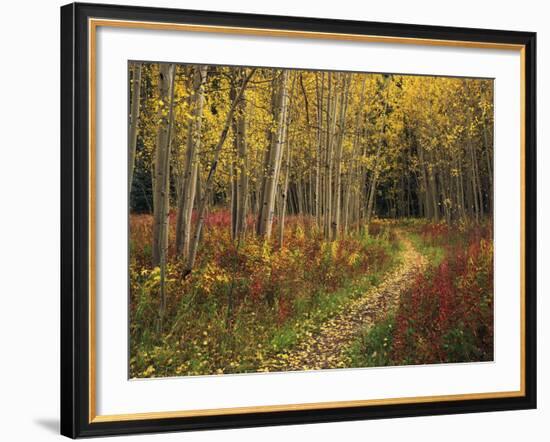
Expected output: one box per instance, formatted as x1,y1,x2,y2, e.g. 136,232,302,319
183,69,256,276
175,65,208,258
257,70,290,240
128,62,142,192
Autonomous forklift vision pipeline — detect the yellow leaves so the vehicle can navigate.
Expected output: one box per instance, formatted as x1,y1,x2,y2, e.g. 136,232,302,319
215,273,230,284
347,252,360,267
142,365,156,377
330,241,339,260
196,262,231,294
261,241,272,263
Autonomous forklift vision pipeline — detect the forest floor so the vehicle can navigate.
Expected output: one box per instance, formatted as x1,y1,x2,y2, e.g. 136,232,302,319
130,217,493,377
264,231,427,371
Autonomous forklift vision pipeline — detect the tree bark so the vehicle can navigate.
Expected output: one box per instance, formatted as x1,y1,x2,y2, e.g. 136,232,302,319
151,64,176,328
183,69,256,277
232,69,249,243
331,74,351,240
128,62,142,193
257,70,290,240
278,145,292,249
152,64,175,267
315,72,325,227
175,65,208,258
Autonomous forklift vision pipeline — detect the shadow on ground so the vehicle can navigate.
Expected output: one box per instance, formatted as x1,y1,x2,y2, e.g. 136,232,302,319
34,418,58,434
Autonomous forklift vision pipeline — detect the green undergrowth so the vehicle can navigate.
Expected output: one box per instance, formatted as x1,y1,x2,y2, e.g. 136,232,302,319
130,221,403,377
346,219,494,368
407,232,445,267
347,315,396,368
265,248,403,362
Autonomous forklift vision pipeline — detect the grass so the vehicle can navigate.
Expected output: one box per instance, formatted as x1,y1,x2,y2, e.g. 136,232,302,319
408,232,446,266
346,219,494,367
265,258,401,361
261,229,405,368
346,315,395,368
130,217,493,375
129,214,403,377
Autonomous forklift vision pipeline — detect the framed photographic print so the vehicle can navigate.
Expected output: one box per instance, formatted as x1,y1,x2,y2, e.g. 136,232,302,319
60,2,536,438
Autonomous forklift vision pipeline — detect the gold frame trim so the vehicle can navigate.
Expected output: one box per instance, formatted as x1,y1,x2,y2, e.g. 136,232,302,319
88,18,527,424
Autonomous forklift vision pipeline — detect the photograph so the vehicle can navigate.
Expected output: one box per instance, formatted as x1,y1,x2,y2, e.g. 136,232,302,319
128,62,495,378
0,0,542,439
56,1,537,438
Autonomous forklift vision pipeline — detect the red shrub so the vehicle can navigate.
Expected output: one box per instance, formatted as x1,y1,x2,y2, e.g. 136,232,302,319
391,225,493,365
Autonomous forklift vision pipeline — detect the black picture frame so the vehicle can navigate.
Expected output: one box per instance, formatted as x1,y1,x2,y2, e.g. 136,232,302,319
61,2,537,438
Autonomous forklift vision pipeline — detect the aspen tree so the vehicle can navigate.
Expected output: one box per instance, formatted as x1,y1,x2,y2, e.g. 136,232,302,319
183,69,256,277
175,65,208,258
129,62,142,192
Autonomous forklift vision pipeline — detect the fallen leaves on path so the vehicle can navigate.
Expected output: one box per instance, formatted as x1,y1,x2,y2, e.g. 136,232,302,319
261,231,427,372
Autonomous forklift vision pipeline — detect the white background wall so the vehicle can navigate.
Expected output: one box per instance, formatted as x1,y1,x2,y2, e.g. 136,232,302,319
0,0,546,440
